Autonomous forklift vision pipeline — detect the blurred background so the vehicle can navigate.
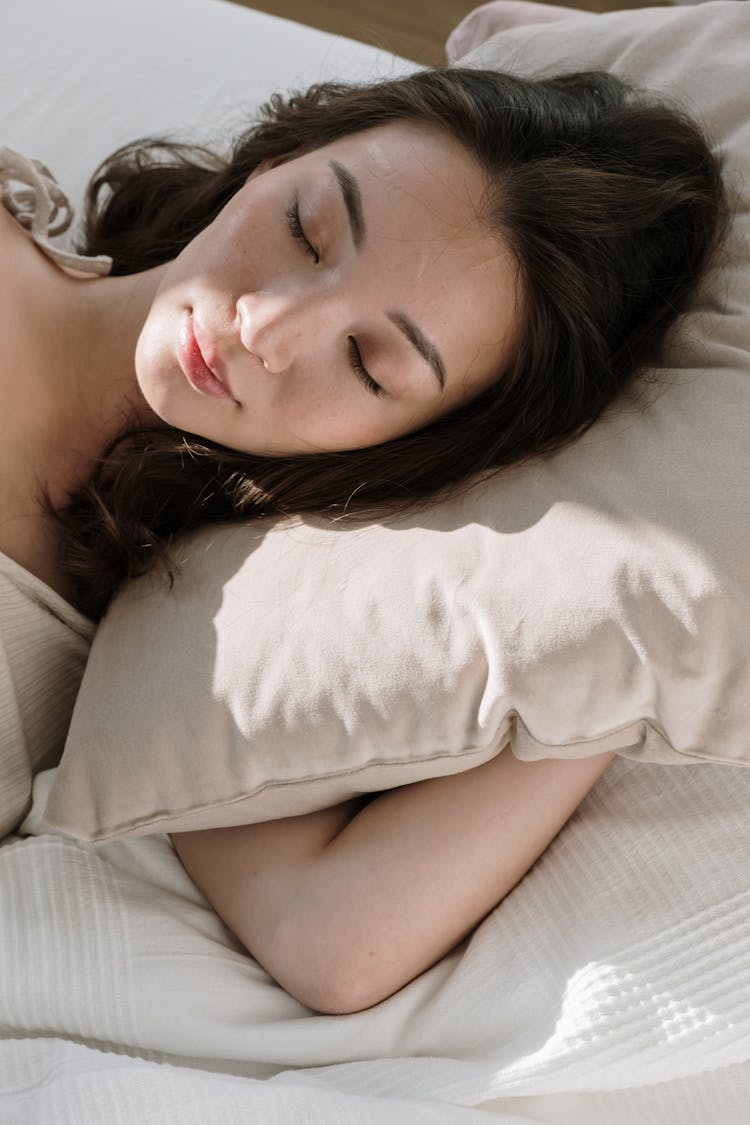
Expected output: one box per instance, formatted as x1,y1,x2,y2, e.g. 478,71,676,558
226,0,666,66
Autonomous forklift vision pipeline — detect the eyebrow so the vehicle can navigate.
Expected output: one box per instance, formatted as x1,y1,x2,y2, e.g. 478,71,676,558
329,159,446,393
329,160,365,250
387,310,446,393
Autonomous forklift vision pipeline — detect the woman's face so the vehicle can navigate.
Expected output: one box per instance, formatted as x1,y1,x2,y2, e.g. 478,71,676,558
135,121,522,455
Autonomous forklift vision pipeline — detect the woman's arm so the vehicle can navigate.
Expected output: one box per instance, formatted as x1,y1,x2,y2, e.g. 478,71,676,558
172,747,612,1014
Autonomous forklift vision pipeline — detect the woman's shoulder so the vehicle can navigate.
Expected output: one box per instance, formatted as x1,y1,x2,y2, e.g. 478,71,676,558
0,197,41,362
0,195,23,239
0,202,33,374
0,200,65,591
0,197,33,285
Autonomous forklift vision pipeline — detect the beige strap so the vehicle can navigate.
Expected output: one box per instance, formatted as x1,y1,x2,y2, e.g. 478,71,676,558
0,145,112,278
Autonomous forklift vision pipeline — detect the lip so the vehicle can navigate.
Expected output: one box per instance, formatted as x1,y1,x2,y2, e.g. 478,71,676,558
178,311,235,401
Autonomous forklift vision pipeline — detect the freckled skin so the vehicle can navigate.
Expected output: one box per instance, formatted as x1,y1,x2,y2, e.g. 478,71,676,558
135,122,522,456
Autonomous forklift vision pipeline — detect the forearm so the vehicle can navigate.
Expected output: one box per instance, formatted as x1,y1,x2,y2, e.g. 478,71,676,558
173,747,612,1013
172,797,367,994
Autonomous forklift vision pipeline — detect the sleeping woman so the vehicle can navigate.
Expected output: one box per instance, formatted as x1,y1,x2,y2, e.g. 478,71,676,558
0,67,726,1012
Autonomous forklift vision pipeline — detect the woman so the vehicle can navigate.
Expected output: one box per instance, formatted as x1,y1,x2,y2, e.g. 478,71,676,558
1,68,726,1011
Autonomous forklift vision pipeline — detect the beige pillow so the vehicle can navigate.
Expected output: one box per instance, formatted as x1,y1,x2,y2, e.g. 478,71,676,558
45,1,750,842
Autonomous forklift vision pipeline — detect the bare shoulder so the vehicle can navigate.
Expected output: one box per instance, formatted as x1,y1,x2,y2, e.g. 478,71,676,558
0,197,27,242
0,205,70,597
0,203,34,421
0,202,40,415
0,203,33,304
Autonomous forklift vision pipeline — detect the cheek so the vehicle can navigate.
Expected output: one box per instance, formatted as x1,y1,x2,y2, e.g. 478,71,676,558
133,294,191,421
134,314,167,399
279,380,351,441
212,188,279,276
273,380,389,453
166,204,256,295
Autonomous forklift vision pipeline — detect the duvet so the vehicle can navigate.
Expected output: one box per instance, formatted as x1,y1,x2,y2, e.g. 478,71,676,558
2,760,749,1124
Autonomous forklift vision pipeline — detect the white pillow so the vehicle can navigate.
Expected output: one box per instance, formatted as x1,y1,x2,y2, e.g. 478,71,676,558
44,1,750,842
0,0,409,217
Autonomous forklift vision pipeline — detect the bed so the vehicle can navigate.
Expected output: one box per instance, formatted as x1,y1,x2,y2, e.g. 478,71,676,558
2,0,750,1121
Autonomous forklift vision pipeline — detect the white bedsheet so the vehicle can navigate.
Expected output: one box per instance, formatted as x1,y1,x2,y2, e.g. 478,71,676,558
2,761,749,1123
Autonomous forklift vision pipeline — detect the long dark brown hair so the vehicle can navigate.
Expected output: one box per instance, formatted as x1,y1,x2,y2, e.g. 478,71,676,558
58,67,727,618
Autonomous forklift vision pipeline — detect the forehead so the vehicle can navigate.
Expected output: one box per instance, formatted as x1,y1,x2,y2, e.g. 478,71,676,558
299,121,492,234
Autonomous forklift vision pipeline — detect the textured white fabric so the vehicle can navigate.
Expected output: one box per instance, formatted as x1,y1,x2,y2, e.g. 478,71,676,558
0,553,93,839
3,758,750,1121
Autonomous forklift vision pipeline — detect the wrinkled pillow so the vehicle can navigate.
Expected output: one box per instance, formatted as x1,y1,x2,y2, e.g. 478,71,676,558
45,1,750,842
446,0,587,61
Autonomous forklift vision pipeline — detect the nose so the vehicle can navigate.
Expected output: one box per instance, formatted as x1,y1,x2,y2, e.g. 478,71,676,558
235,291,318,374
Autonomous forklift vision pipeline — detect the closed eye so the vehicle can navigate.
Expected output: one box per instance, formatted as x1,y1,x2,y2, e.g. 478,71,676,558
348,336,383,397
286,195,319,264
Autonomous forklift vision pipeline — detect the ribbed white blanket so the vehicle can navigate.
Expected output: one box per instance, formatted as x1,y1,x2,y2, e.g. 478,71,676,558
1,759,749,1123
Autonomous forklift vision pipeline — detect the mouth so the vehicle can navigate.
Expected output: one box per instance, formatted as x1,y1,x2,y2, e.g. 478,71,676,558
178,311,236,402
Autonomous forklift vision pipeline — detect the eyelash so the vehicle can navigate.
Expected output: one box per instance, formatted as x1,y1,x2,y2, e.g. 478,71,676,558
286,195,383,399
348,337,383,398
286,197,319,264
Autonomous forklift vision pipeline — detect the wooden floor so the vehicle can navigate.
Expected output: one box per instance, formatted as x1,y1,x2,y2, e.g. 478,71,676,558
226,0,663,66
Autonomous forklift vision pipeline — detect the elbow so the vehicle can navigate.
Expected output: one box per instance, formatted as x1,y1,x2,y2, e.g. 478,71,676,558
280,944,399,1015
258,914,403,1014
288,971,395,1016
